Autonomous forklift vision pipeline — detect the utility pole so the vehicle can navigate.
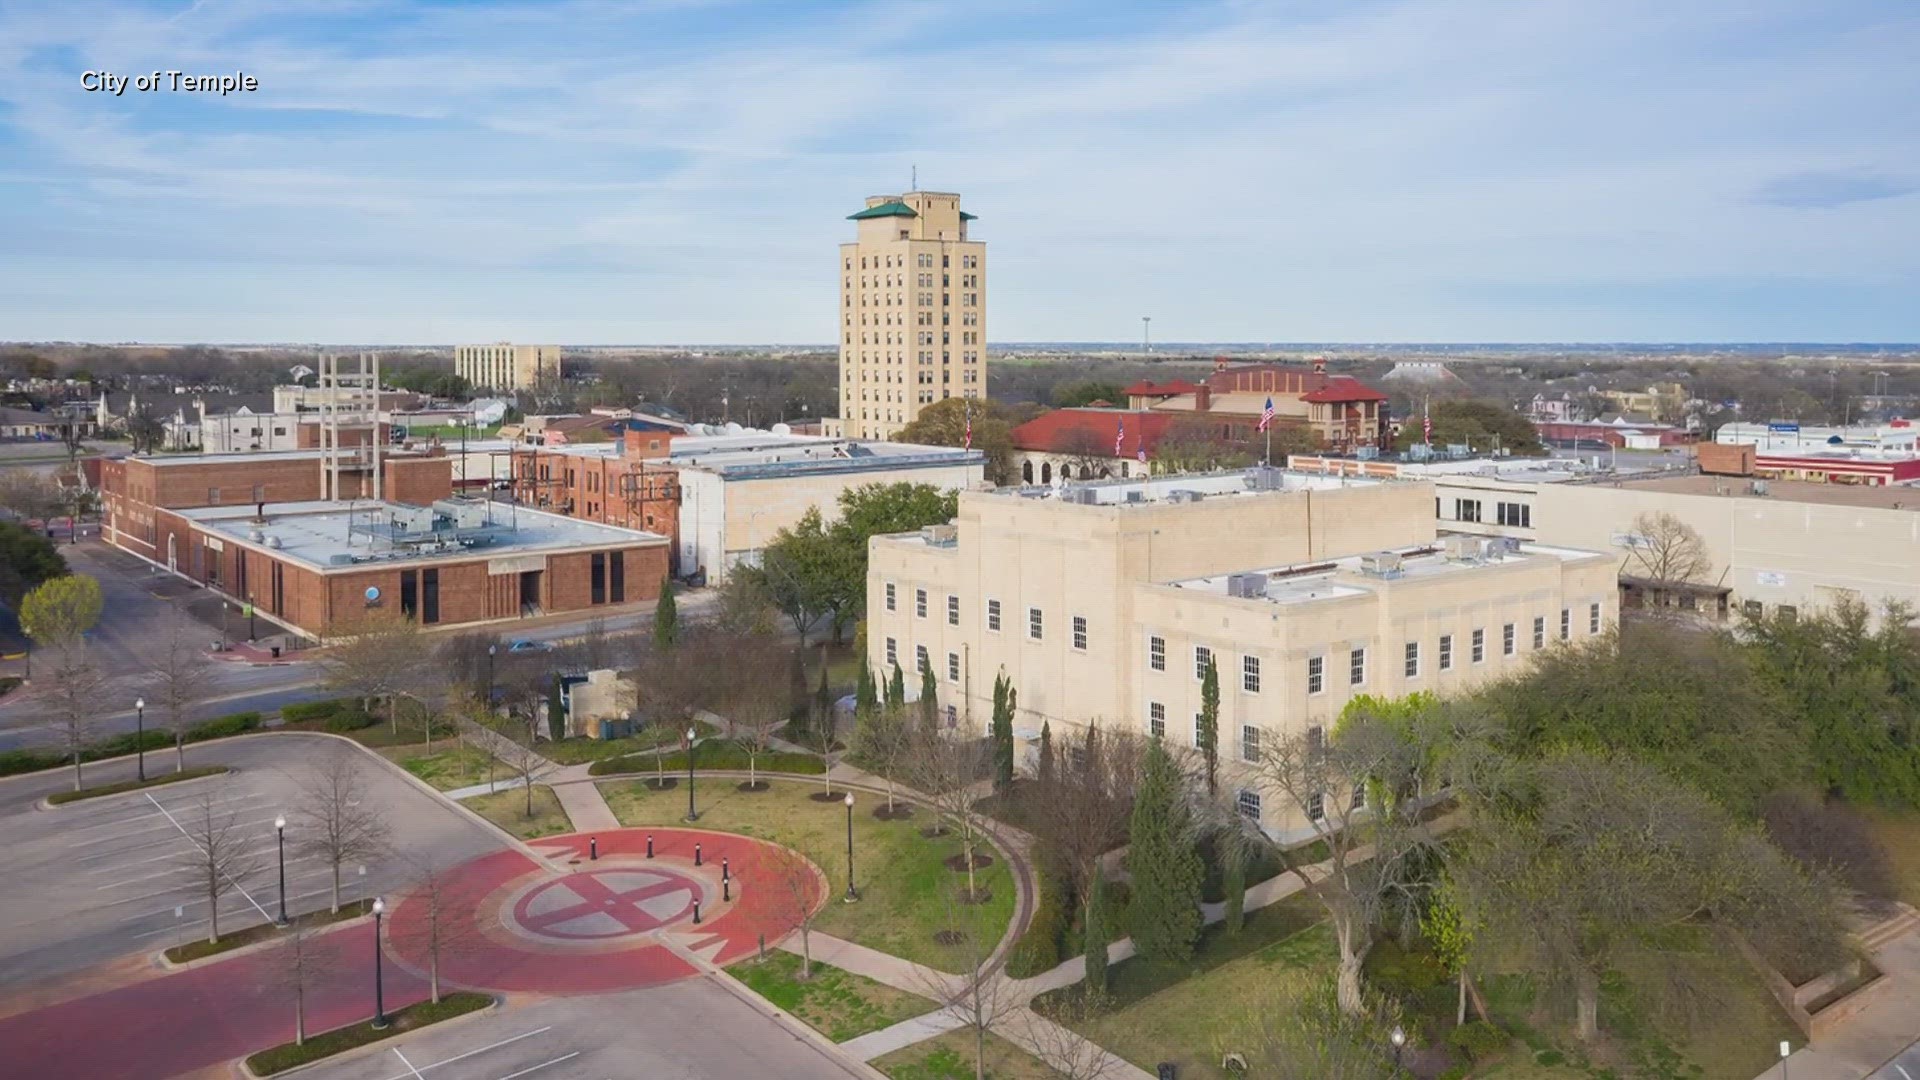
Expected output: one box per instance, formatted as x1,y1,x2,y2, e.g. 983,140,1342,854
1141,317,1151,355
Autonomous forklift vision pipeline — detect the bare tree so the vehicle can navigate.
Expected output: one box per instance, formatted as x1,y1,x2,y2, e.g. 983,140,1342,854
44,641,111,791
390,855,485,1004
915,897,1025,1080
907,730,993,902
724,639,791,790
800,695,839,798
176,786,265,943
853,703,914,813
317,611,427,736
1621,510,1714,588
0,469,67,523
762,843,828,979
1009,999,1121,1080
1017,723,1143,904
146,603,215,772
276,918,342,1046
571,616,619,671
297,756,392,914
484,715,555,819
1052,427,1113,482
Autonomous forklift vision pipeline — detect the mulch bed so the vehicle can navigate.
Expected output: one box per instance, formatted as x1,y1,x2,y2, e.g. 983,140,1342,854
735,781,771,792
872,803,915,820
807,790,846,802
944,852,994,872
920,825,951,839
641,777,679,790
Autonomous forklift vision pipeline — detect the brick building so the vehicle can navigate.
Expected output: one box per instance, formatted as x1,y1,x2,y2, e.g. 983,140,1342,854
1123,359,1390,453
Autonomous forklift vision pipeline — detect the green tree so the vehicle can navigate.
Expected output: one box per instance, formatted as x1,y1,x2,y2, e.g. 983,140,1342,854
20,573,102,647
1083,869,1110,995
919,660,939,734
1197,654,1220,797
1393,398,1546,454
1036,720,1055,789
1222,841,1246,936
1127,737,1204,960
990,672,1015,793
894,397,1025,485
546,674,566,741
886,660,905,714
1050,379,1127,408
855,662,878,724
652,578,678,650
752,507,856,642
833,481,959,546
0,522,66,606
787,645,812,734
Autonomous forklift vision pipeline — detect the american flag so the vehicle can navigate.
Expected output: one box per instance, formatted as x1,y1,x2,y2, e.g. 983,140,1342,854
1257,396,1275,432
1114,416,1125,457
963,400,972,450
1423,402,1432,444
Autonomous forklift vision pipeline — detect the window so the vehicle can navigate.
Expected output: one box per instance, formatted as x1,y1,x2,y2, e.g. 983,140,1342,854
610,551,625,603
915,644,929,673
1404,641,1420,678
1561,608,1571,641
915,588,927,618
947,594,959,626
945,705,957,730
1149,702,1166,739
1532,616,1544,649
591,552,607,605
885,582,896,612
1307,725,1325,757
1236,789,1262,822
1072,615,1088,651
1308,656,1325,694
1195,645,1213,680
1241,724,1261,762
1349,647,1366,686
1779,604,1798,621
1454,498,1482,523
1743,599,1763,618
1502,623,1515,656
987,598,1001,632
1439,634,1453,671
885,636,897,667
1497,501,1531,528
1307,792,1326,821
1028,606,1043,641
1149,635,1166,671
1242,655,1261,693
1590,602,1601,633
948,652,960,682
1351,784,1367,811
1471,628,1485,663
400,569,417,618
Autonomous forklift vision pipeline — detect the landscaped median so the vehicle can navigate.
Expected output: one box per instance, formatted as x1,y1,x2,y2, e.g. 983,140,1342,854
47,765,229,805
586,745,825,778
734,950,932,1043
0,711,265,777
244,992,493,1076
163,901,369,965
601,778,1015,971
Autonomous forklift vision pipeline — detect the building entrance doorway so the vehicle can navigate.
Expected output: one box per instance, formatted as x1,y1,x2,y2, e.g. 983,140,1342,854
519,569,543,616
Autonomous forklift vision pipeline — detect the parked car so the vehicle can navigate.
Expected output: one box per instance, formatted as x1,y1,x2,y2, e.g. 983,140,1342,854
506,638,555,654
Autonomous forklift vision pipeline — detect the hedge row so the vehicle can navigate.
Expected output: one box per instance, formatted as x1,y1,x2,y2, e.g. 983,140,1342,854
0,711,263,778
587,746,827,778
47,766,230,805
279,698,357,722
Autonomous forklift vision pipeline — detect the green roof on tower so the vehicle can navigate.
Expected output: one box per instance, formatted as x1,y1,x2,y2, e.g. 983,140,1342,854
847,201,917,220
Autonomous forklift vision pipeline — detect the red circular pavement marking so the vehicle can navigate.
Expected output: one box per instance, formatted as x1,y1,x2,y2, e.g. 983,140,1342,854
511,868,700,940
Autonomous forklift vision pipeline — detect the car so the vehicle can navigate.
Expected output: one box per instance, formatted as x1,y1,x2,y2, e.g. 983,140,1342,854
506,639,555,654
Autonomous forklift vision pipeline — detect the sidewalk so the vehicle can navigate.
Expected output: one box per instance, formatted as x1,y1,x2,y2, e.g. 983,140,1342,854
1753,932,1920,1080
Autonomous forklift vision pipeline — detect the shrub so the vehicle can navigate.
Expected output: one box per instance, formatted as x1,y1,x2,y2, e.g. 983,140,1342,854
1366,937,1449,996
1007,876,1070,977
84,729,173,761
1448,1020,1510,1060
324,709,378,733
1761,792,1898,899
588,746,824,777
280,698,352,722
1437,1066,1471,1080
186,711,262,741
0,749,62,777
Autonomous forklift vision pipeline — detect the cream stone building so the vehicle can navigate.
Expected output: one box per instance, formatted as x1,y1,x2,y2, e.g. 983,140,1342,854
836,191,985,441
866,469,1617,842
455,343,560,392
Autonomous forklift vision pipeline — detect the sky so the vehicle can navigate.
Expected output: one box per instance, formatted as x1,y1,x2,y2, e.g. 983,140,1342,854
0,0,1916,345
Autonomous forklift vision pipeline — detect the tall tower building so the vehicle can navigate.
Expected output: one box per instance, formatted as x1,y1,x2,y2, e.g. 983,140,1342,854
837,191,985,441
455,343,560,392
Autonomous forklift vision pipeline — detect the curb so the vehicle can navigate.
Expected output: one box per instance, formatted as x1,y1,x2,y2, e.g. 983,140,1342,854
155,909,375,973
34,766,233,811
663,939,891,1080
231,992,504,1079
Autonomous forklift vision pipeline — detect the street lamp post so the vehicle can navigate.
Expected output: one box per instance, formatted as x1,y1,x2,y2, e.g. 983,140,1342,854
247,595,257,642
370,897,389,1029
274,815,289,926
1779,1040,1791,1079
486,643,497,705
1390,1024,1406,1075
684,727,698,821
133,697,146,782
843,792,858,902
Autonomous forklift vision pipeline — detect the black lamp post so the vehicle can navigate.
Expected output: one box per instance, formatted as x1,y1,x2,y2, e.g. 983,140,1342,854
247,595,257,642
133,697,146,782
1390,1024,1406,1075
486,643,497,704
370,897,389,1029
274,815,289,926
843,791,858,902
684,726,698,821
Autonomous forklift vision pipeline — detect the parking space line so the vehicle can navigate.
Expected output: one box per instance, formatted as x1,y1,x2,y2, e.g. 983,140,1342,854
364,1027,555,1080
391,1048,427,1080
143,793,273,925
496,1054,580,1080
94,865,193,890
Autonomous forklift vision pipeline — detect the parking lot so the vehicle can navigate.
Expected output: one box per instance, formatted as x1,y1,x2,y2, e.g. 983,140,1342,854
0,732,510,987
298,981,869,1080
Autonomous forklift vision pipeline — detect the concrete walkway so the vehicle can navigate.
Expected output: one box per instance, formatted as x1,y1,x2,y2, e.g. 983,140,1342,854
1753,930,1920,1080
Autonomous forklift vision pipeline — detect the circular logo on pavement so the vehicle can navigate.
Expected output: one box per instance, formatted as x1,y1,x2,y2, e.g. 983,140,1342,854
508,868,700,942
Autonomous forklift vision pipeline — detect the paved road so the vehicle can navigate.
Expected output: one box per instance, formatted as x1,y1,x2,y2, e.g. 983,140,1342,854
1872,1040,1920,1079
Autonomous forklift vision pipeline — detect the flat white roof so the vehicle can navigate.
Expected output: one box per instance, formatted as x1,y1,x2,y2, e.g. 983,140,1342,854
988,467,1379,506
182,499,662,571
1169,539,1601,606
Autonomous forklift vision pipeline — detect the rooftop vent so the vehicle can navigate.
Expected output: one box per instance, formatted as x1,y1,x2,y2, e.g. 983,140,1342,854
920,524,958,546
1165,489,1206,504
1359,551,1404,577
1060,486,1100,505
1226,572,1268,599
1750,480,1770,496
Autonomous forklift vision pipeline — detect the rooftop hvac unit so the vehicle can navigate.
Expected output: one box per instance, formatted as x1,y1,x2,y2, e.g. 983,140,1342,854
1243,467,1285,492
1125,490,1145,503
1359,551,1404,576
1493,536,1522,556
1165,489,1206,504
1355,446,1379,460
1444,535,1492,562
1750,480,1770,496
1060,486,1099,505
327,553,357,566
920,524,958,546
265,535,282,549
388,504,434,534
1226,572,1268,599
434,498,488,530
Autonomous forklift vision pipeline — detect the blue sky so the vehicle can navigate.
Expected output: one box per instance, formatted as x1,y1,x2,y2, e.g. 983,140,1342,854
0,0,1915,344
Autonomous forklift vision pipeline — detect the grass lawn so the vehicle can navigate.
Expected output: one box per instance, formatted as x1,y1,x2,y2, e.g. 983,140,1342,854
541,719,718,766
601,779,1016,971
246,992,492,1075
1860,805,1920,907
732,950,932,1042
386,744,497,791
164,902,368,964
466,784,571,839
400,423,501,440
873,1029,1055,1080
587,743,825,777
1035,894,1330,1079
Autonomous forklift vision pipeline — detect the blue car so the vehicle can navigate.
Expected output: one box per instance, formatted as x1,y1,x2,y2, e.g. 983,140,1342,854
507,639,555,654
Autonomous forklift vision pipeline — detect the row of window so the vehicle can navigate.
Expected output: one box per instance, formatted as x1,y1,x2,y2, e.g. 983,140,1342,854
1445,498,1531,527
886,585,1094,652
846,253,975,271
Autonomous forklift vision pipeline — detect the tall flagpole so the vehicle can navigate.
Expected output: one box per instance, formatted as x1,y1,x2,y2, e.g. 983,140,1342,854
1265,424,1271,467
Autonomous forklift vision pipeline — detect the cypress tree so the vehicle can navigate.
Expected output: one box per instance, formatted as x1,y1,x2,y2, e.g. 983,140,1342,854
1037,720,1055,790
787,646,811,736
814,660,834,743
1128,738,1204,960
1198,655,1220,798
1222,841,1246,936
1083,870,1110,995
886,661,905,714
990,673,1015,792
855,664,877,722
920,661,939,733
546,674,567,742
653,578,678,650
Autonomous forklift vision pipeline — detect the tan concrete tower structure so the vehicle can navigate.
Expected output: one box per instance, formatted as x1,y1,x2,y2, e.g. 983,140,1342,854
836,191,985,440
